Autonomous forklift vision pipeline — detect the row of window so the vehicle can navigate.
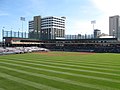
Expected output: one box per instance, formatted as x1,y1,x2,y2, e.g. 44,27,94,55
29,22,65,27
42,17,65,21
29,23,34,26
41,25,65,28
41,29,65,37
41,20,65,23
41,22,65,26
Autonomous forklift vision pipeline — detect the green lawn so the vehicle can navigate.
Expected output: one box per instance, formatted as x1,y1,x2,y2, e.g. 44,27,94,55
0,52,120,90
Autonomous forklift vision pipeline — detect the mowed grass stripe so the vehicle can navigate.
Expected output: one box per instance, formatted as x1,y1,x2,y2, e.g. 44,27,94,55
1,60,119,79
0,65,119,90
0,55,119,89
48,59,120,68
32,58,120,68
15,56,120,66
0,61,120,83
1,58,120,75
1,59,120,80
2,53,120,66
1,54,120,71
2,57,120,71
0,72,60,90
29,60,120,72
0,67,93,90
0,77,39,90
0,66,97,90
15,58,120,72
0,60,120,77
0,88,5,90
1,60,120,78
1,61,120,89
2,56,120,67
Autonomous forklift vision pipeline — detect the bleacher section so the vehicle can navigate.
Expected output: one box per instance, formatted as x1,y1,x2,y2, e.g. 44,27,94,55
0,47,49,55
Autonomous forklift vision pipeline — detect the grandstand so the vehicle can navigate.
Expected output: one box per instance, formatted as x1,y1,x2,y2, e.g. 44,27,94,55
3,37,120,53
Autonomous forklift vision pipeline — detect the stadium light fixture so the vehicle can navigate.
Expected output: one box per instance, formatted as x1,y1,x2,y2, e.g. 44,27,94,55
91,20,96,32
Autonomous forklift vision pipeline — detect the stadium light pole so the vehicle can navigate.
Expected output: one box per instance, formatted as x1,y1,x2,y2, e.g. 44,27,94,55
91,20,96,32
20,17,25,38
2,27,5,48
0,27,3,47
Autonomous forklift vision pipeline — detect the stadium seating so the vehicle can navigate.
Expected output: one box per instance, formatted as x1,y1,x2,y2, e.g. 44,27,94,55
0,47,49,55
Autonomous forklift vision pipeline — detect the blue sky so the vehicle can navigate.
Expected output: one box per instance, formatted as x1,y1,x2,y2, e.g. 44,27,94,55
0,0,120,40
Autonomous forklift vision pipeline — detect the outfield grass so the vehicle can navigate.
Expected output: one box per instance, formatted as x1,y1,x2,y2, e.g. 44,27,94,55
0,52,120,90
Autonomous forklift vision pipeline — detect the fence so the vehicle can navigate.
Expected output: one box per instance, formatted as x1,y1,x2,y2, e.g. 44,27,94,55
2,30,28,38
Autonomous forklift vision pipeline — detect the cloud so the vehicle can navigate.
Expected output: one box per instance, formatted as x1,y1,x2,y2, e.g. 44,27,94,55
89,0,120,34
66,18,94,35
0,13,9,16
91,0,120,15
0,11,9,16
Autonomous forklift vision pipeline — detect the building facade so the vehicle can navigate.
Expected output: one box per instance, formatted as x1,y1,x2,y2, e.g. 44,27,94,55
29,16,41,40
94,29,101,38
29,16,66,40
41,16,65,40
109,15,120,39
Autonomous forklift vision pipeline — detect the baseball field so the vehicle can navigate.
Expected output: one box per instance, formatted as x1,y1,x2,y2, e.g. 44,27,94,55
0,52,120,90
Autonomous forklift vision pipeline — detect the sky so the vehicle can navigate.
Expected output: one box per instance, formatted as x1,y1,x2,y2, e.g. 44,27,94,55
0,0,120,40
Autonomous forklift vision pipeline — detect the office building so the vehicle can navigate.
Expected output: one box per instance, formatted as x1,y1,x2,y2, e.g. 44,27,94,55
41,16,65,40
109,15,120,39
29,16,66,40
29,16,41,39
